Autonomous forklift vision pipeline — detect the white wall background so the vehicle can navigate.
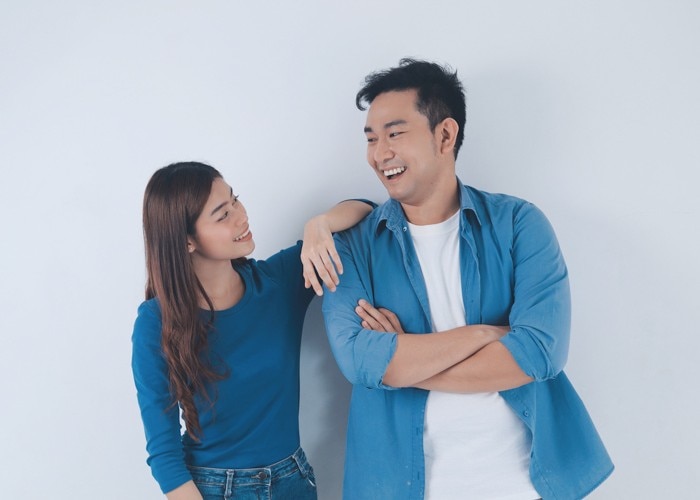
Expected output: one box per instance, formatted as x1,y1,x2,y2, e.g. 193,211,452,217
1,1,698,498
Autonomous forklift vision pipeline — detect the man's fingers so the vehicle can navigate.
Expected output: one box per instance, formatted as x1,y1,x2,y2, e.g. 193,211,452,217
357,300,394,332
362,315,383,331
378,307,404,333
356,305,383,331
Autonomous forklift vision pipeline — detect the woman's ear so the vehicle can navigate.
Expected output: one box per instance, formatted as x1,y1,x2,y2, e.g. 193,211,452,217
187,237,196,254
438,117,459,156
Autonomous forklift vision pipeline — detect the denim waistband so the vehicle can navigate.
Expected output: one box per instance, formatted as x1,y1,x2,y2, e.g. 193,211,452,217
187,447,312,485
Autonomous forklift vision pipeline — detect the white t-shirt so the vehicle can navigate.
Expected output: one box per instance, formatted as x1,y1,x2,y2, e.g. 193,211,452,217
408,210,539,500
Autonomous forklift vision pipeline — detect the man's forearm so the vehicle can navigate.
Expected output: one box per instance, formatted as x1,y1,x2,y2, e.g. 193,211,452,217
381,325,505,387
413,341,533,393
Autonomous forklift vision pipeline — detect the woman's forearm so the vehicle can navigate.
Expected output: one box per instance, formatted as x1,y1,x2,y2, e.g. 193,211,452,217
165,480,203,500
313,199,374,233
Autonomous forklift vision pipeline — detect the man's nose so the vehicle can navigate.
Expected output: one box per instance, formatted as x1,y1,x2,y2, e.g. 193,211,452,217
373,137,394,164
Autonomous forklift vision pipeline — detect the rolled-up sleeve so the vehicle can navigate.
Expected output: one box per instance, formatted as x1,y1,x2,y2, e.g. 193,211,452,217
499,202,571,381
322,232,398,389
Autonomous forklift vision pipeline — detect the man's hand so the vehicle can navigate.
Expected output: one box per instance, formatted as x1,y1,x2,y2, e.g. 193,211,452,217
355,299,406,334
301,215,343,295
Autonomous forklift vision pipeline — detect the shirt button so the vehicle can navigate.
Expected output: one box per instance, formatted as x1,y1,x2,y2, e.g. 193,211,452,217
523,410,530,417
403,226,407,232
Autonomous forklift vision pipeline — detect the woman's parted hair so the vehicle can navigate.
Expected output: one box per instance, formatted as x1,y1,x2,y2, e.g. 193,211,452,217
142,161,226,440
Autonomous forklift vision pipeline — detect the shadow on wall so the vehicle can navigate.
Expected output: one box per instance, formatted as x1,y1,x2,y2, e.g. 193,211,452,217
299,299,352,500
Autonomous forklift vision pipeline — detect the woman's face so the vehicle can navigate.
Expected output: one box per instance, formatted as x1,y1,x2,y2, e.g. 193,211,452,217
188,177,255,262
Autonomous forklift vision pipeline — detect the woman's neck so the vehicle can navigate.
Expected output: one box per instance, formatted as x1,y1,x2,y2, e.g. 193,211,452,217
193,259,245,311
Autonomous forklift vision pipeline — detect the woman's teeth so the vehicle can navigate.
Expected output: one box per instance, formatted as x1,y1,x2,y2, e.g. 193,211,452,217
233,229,250,241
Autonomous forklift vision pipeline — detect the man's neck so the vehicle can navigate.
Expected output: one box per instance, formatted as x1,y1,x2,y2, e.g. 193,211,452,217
401,176,460,226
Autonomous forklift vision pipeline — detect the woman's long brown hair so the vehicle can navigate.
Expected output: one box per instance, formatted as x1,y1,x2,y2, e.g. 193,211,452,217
142,162,226,440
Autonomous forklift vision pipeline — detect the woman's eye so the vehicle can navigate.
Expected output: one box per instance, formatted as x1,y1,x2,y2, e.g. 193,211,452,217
218,211,229,221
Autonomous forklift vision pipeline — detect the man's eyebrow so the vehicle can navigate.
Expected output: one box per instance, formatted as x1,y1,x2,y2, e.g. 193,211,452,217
210,187,233,216
384,119,407,129
364,120,408,134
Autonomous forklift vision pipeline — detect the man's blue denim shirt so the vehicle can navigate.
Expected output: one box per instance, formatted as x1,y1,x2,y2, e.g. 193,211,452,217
322,181,613,500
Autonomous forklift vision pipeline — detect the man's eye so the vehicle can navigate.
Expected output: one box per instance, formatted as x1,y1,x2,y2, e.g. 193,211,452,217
366,137,377,144
389,131,403,138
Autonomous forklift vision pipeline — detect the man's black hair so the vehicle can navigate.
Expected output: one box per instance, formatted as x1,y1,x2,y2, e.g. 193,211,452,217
356,58,466,158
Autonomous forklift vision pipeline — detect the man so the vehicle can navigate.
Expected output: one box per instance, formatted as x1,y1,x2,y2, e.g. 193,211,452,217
322,59,613,499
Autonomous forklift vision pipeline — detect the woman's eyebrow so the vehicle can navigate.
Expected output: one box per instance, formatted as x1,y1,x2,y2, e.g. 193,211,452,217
210,187,234,216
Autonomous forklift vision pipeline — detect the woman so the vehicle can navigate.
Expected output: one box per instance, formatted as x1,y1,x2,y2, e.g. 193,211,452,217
132,161,373,500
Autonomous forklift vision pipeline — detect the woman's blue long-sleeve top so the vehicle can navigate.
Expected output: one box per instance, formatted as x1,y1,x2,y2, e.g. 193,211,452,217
131,243,314,494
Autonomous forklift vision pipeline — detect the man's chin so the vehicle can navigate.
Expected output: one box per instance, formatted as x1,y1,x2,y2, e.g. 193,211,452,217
384,183,408,200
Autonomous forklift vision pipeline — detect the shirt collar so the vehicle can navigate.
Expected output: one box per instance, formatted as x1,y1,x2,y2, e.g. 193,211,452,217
373,177,482,234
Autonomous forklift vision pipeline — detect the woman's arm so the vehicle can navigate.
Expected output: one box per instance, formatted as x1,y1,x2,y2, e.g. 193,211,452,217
132,302,195,494
302,200,374,295
166,481,203,500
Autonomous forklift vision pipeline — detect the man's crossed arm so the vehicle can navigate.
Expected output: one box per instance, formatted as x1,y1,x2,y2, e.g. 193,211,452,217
355,299,533,393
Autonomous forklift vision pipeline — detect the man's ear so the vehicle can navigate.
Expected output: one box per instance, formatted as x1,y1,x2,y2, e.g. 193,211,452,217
438,117,459,156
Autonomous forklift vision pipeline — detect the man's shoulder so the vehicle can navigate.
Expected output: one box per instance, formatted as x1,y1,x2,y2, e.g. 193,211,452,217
332,199,396,257
338,198,391,235
460,183,544,227
461,183,531,211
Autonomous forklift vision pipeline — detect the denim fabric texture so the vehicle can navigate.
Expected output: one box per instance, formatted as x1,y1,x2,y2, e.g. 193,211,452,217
322,181,614,499
188,447,317,500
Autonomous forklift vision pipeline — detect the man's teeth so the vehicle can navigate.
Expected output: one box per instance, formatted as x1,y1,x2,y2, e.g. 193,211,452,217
384,166,406,177
234,229,250,241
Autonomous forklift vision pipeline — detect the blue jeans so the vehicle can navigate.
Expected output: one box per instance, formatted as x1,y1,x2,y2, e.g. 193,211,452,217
187,447,317,500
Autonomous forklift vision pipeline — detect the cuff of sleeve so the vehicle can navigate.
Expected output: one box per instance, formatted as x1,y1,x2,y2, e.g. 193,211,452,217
353,328,399,390
154,469,193,495
499,330,545,381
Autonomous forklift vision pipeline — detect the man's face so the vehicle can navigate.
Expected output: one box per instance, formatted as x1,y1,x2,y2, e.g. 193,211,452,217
364,89,441,207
